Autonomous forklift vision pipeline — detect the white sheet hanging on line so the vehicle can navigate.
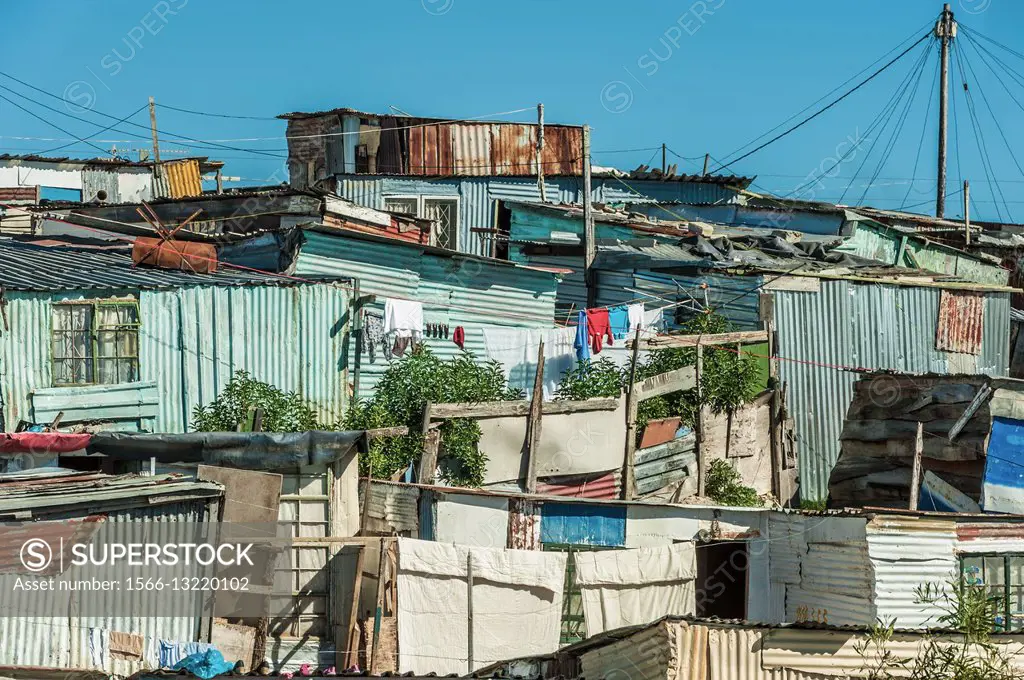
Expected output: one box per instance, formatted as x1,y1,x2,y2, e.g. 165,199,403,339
482,326,576,400
573,542,696,636
384,298,424,338
396,538,568,674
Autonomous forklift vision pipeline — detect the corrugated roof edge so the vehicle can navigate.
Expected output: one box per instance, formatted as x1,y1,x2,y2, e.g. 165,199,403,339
276,106,583,128
0,154,216,169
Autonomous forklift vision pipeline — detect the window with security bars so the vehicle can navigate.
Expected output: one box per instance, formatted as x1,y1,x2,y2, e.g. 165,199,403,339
543,543,615,644
423,198,458,250
51,301,140,386
960,554,1024,631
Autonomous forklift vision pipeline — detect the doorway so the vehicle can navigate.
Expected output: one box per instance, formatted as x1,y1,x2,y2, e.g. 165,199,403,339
695,540,748,620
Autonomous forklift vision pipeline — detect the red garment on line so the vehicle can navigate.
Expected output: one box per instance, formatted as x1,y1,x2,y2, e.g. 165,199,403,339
453,326,466,349
587,308,613,354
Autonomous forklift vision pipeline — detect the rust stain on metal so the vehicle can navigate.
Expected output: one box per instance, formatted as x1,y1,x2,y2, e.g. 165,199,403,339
491,123,536,176
542,126,583,175
536,470,620,499
936,290,984,355
409,122,454,175
132,237,217,273
507,498,540,550
956,523,1024,541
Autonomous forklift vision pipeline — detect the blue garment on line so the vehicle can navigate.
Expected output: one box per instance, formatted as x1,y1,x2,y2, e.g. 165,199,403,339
608,305,630,340
573,310,591,362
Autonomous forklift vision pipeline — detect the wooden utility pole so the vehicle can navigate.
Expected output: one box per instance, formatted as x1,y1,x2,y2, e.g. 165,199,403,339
964,179,971,246
935,4,956,218
622,329,642,501
524,341,545,493
537,103,546,202
695,343,706,498
582,124,596,308
661,143,666,174
148,96,161,164
909,422,923,511
702,153,710,177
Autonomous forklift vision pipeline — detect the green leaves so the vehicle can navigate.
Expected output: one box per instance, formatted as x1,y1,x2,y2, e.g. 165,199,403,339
704,459,761,507
343,346,521,487
191,370,321,433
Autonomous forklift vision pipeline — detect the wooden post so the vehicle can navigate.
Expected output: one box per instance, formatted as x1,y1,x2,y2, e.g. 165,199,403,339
466,551,475,674
524,341,545,493
702,153,710,177
419,430,440,485
582,125,596,309
344,545,366,669
537,103,546,202
215,168,224,195
964,179,971,246
623,329,642,500
148,96,161,163
909,421,923,511
369,538,387,674
760,293,783,502
696,343,706,497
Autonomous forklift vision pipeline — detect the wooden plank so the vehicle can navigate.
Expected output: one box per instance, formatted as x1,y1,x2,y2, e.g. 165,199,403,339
418,430,440,485
636,330,768,349
369,538,387,675
197,465,281,524
948,384,992,442
344,546,366,669
635,366,697,400
524,341,545,494
696,344,706,498
428,397,619,420
909,422,923,511
466,550,475,674
365,426,410,440
623,329,642,501
761,292,783,502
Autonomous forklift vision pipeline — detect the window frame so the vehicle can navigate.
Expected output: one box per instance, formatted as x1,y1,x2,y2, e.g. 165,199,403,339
959,552,1024,632
381,194,461,250
50,298,141,387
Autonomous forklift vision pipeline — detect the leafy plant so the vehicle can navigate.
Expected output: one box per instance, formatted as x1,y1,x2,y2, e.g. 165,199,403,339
344,346,522,487
704,459,761,507
554,358,623,401
191,370,321,432
857,579,1016,680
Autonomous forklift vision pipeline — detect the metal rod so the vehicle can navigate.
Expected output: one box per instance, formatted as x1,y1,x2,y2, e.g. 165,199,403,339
702,153,710,177
537,103,546,202
661,143,666,174
964,179,971,246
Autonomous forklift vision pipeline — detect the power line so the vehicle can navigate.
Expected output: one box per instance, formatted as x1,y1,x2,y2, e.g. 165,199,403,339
155,103,280,121
36,104,148,157
709,32,933,175
0,91,116,158
712,20,935,168
900,48,940,210
837,41,934,204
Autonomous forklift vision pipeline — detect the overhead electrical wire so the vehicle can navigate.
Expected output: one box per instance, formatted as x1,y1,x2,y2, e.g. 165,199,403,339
707,31,932,175
0,91,118,158
711,20,935,170
155,103,280,121
953,40,1009,222
900,50,940,210
856,41,934,206
36,103,148,157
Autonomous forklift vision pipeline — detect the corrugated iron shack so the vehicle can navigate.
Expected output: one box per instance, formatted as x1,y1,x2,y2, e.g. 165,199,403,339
0,469,223,676
278,106,750,257
502,200,1013,501
0,237,352,432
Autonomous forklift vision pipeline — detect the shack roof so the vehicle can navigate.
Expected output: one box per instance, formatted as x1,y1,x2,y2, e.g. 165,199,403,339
0,237,346,292
0,470,221,518
0,154,222,171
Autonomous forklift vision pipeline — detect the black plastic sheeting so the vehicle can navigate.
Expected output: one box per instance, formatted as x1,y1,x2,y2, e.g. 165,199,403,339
87,431,363,470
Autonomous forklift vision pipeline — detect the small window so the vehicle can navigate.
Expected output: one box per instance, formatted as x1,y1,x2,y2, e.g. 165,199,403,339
51,301,140,386
383,197,418,215
960,554,1024,631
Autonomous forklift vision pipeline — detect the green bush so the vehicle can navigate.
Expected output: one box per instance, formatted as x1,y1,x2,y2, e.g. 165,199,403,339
344,347,522,487
191,370,321,432
704,459,761,507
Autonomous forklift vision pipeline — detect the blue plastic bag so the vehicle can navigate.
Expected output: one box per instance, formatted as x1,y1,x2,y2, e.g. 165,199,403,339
171,648,236,679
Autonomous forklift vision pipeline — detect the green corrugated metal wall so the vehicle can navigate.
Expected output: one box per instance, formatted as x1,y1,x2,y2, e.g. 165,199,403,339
295,231,558,401
0,284,349,432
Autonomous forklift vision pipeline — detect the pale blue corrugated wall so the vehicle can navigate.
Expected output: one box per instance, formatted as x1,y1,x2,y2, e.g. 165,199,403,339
141,284,349,431
774,280,1010,501
295,231,558,401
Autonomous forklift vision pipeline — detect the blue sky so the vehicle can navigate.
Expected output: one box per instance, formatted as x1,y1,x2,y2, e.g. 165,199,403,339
1,0,1023,220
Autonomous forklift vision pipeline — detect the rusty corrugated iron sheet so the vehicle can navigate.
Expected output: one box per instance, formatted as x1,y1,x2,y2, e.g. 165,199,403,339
0,186,39,202
491,123,536,176
536,470,620,499
507,497,540,550
132,237,217,273
408,121,453,175
936,289,985,355
452,123,491,176
542,126,583,175
956,522,1024,540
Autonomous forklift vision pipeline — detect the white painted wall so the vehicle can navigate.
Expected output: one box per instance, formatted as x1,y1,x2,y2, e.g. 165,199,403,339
434,493,509,548
117,168,153,202
0,161,82,190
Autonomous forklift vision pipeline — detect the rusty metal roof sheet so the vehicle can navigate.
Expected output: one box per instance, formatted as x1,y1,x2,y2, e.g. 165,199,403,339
936,290,985,355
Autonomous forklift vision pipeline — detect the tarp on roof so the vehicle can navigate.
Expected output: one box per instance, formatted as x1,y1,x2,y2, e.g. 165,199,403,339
87,431,362,470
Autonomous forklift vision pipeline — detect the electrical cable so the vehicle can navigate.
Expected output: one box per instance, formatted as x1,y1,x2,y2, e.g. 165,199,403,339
712,20,935,169
960,35,1024,185
155,103,280,121
857,43,933,206
836,41,934,204
0,91,119,158
35,104,148,157
783,40,932,201
955,41,1010,221
900,50,940,210
708,32,932,175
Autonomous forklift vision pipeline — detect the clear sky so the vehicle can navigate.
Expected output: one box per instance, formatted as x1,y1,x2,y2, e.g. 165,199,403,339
2,0,1023,221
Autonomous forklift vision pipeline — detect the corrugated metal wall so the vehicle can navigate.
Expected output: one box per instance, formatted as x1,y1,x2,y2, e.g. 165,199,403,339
773,280,1011,501
295,231,557,401
0,284,348,432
